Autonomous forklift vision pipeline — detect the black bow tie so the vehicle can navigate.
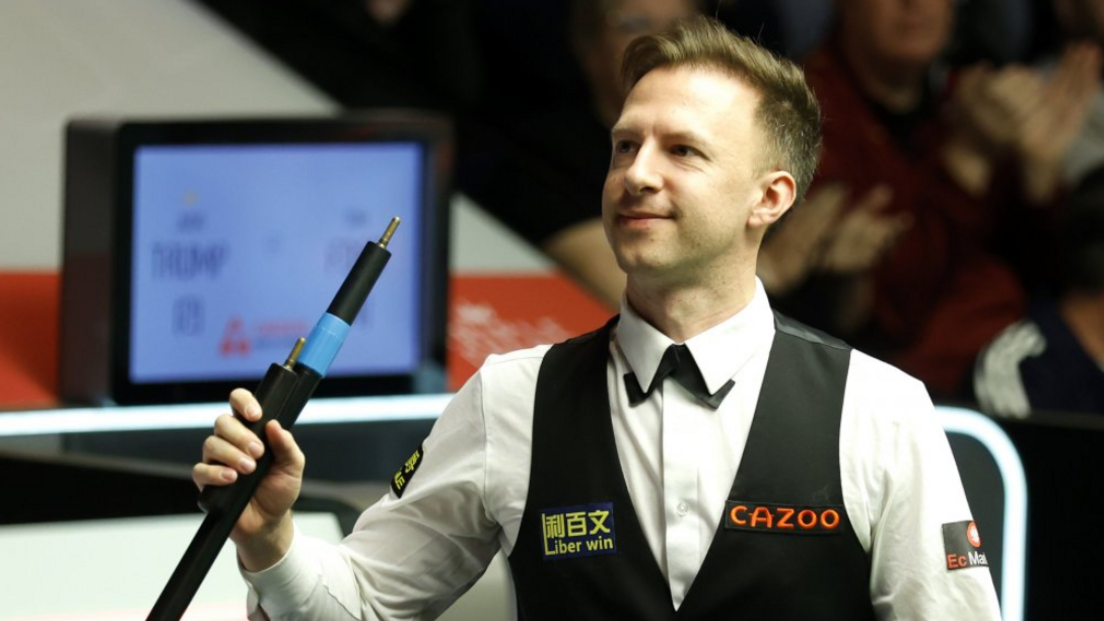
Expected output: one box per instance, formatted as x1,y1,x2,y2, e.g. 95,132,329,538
624,344,735,409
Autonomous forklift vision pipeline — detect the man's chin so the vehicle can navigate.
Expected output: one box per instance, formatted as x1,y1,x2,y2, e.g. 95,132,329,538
614,253,676,279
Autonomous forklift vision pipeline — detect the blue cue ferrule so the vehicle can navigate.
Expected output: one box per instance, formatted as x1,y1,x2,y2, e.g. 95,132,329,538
298,313,351,377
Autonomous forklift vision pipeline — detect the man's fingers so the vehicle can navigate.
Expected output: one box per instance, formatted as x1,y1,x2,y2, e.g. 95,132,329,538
805,183,848,207
1047,45,1100,106
790,184,846,232
1059,44,1101,80
1059,47,1101,105
203,432,258,474
213,413,265,460
822,194,911,274
192,461,238,491
875,213,913,251
265,420,306,473
808,184,847,218
781,184,846,246
998,70,1043,118
853,185,894,214
230,388,263,422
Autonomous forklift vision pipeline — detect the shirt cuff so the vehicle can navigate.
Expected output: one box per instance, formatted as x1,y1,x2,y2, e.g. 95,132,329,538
242,527,318,618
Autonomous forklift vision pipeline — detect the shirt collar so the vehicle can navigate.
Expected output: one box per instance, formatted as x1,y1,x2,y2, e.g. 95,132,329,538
617,278,775,397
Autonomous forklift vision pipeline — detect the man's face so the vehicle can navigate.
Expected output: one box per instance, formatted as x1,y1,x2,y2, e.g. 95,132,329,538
838,0,954,70
602,65,772,284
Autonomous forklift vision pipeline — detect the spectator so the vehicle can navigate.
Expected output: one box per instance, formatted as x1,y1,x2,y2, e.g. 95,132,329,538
767,0,1049,399
975,166,1104,417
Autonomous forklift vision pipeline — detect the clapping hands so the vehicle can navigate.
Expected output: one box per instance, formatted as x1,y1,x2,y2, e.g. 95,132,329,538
950,44,1102,201
759,184,910,294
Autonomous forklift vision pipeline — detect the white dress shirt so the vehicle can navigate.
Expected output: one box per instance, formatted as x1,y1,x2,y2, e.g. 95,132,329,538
244,279,1002,620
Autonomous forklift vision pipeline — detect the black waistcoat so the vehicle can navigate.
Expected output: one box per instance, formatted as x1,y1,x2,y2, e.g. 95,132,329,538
507,313,877,620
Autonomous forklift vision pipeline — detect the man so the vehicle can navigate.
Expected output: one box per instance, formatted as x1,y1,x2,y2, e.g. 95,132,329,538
195,16,1001,620
975,165,1104,417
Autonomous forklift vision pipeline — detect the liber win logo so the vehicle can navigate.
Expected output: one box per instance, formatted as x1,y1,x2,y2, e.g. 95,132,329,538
944,520,988,571
540,502,617,560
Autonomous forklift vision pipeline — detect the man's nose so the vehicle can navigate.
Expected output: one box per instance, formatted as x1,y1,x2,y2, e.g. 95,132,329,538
624,147,662,195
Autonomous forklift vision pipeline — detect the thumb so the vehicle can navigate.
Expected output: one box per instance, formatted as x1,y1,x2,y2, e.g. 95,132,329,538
265,420,305,477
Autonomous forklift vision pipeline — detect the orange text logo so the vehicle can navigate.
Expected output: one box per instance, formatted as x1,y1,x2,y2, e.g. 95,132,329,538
724,501,843,536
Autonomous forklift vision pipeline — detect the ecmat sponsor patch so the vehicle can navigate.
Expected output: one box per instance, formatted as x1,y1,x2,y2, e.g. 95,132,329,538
943,520,989,571
390,443,424,498
540,502,617,560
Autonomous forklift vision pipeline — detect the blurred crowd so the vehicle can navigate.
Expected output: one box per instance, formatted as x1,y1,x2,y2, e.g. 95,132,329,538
198,0,1104,417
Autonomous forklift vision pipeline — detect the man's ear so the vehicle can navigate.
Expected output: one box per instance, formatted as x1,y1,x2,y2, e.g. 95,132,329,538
748,170,797,230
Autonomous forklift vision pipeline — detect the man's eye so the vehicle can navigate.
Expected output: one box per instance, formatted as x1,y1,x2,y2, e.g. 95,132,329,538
614,141,636,154
671,145,695,157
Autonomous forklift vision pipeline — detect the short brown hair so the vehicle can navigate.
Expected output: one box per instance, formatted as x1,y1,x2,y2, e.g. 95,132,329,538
621,15,822,204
